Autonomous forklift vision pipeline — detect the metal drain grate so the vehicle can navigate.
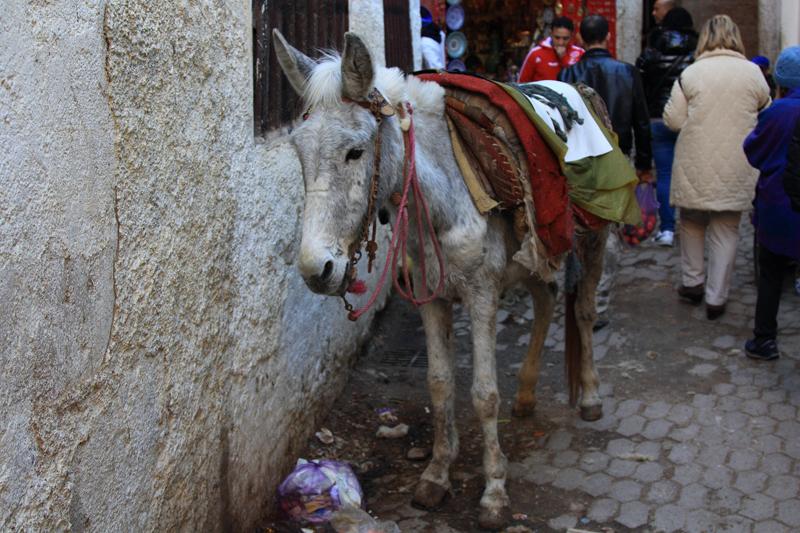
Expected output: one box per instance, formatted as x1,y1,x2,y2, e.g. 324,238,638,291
378,348,428,368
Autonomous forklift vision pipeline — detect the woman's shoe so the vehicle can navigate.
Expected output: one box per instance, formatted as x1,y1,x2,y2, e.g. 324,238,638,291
706,303,726,320
677,284,704,305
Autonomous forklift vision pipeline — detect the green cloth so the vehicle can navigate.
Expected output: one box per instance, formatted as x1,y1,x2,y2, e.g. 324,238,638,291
497,82,641,226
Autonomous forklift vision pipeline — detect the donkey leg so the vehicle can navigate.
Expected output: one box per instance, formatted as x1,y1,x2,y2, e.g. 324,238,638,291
512,279,557,417
412,299,459,510
467,287,511,530
574,229,608,421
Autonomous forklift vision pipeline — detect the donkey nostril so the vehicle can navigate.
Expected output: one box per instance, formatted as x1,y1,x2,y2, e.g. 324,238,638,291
321,260,334,281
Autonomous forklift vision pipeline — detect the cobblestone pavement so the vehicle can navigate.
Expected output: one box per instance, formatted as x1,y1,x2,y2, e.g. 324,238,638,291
287,222,800,533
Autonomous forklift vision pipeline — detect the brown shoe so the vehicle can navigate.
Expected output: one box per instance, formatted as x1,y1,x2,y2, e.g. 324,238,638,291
678,284,704,305
706,303,726,320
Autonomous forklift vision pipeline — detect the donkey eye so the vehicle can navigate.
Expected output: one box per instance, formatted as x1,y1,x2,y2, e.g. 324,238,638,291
346,148,364,162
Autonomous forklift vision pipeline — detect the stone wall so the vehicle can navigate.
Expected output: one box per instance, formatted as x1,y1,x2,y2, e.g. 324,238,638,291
781,0,800,50
758,0,781,61
0,0,388,530
616,0,644,65
681,0,760,57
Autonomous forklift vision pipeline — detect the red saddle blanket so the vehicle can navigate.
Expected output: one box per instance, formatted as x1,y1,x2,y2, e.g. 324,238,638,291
416,72,605,257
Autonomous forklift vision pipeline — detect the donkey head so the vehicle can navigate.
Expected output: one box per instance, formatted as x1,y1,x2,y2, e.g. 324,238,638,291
273,30,392,296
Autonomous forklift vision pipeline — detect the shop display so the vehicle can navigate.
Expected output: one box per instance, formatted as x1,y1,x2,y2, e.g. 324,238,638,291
557,0,618,56
447,59,467,71
446,31,468,59
446,4,465,30
440,0,617,80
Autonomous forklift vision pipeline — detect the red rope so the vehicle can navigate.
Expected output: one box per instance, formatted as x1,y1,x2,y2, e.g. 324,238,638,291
347,104,446,321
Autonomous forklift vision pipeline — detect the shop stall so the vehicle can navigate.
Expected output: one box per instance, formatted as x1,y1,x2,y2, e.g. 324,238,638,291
422,0,617,80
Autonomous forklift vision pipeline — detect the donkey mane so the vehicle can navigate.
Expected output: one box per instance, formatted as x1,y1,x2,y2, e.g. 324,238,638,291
303,54,445,116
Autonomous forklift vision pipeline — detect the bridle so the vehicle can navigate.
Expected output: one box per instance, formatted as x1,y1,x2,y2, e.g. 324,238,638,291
342,88,396,280
333,88,446,321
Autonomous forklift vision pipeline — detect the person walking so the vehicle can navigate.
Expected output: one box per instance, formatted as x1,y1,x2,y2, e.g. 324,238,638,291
651,0,676,26
742,46,800,360
519,17,584,83
559,14,653,329
663,14,771,320
785,115,800,213
751,55,777,99
637,7,698,247
420,7,445,70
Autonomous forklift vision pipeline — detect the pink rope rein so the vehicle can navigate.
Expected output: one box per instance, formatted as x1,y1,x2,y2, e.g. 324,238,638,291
347,105,446,321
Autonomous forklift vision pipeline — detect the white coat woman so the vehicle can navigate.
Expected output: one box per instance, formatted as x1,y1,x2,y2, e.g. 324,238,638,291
663,14,771,319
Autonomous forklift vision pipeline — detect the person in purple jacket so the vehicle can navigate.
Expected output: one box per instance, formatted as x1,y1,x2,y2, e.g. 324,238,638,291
743,46,800,361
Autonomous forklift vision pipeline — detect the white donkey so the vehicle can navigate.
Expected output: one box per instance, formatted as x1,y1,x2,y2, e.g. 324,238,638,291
273,31,608,529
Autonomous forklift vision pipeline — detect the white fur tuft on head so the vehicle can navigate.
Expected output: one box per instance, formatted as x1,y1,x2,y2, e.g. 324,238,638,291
303,54,407,107
302,54,442,117
303,53,343,108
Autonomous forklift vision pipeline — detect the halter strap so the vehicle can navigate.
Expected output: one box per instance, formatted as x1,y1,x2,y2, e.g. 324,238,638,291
344,102,446,321
341,88,394,281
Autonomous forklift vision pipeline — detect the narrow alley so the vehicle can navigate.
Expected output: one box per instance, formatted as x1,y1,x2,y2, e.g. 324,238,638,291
280,222,800,533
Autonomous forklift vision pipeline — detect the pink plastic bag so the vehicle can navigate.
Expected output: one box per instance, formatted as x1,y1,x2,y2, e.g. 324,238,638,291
622,182,659,246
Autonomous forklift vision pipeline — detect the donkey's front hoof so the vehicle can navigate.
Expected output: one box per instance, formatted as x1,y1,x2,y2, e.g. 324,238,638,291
580,404,603,421
412,479,449,510
511,399,536,418
477,505,511,531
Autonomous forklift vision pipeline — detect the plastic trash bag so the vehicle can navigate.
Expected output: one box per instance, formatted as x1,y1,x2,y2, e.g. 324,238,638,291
278,459,364,524
622,182,659,246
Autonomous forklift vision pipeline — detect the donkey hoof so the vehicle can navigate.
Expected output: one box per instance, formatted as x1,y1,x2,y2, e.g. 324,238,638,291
477,505,511,531
580,404,603,421
511,400,536,418
411,479,449,510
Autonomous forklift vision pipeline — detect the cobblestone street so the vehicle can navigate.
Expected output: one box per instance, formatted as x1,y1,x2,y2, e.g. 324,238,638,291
297,222,800,533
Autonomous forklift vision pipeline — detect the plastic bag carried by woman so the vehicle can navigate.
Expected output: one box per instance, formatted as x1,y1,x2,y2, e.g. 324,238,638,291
622,182,659,246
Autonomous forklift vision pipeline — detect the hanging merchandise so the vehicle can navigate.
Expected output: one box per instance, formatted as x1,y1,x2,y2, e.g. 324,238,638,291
447,59,466,72
543,6,555,24
557,0,618,56
445,4,465,31
445,31,468,59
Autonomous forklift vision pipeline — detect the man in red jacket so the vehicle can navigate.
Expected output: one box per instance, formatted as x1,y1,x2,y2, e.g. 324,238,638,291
519,17,584,82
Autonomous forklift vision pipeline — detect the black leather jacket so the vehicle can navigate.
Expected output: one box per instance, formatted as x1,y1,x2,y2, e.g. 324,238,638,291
785,117,800,213
637,29,698,117
558,48,652,170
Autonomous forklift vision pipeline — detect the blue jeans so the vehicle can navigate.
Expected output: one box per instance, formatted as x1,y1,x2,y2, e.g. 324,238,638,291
651,120,678,233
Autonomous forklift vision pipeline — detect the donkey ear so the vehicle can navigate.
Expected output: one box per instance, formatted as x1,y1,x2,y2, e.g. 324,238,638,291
341,33,375,100
272,29,316,95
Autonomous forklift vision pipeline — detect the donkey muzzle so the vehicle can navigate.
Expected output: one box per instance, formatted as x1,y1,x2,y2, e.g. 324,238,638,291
298,245,348,295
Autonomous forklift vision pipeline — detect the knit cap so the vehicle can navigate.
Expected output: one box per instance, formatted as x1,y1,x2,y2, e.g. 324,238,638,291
774,46,800,89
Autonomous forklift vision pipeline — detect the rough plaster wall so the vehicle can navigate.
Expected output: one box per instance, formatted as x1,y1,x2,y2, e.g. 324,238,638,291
616,0,643,65
782,0,800,50
350,0,386,66
681,0,759,56
758,0,781,60
0,0,118,528
1,0,385,530
410,0,422,70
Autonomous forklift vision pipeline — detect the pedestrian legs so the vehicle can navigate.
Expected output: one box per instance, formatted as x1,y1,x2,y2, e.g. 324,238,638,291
753,244,793,340
705,211,742,306
651,120,678,233
679,209,707,288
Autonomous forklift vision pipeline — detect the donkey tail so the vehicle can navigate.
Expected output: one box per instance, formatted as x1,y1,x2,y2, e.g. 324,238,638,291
564,291,581,407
